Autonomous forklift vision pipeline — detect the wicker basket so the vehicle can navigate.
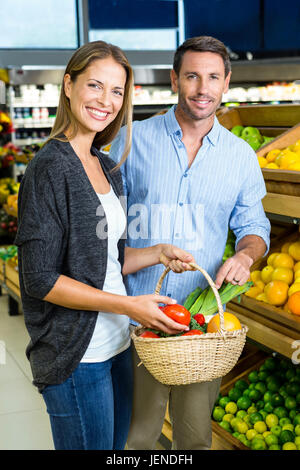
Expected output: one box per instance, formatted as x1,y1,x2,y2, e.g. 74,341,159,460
131,263,248,385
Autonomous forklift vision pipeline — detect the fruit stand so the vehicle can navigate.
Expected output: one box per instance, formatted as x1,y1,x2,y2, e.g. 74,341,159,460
161,104,300,451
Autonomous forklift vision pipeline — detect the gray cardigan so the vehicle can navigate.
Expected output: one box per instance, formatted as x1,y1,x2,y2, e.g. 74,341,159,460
15,138,125,392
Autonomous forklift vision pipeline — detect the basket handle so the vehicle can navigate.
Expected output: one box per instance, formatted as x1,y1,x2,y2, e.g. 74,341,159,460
154,262,225,331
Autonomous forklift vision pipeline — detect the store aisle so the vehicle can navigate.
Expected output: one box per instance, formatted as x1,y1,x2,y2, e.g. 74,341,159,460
0,294,54,450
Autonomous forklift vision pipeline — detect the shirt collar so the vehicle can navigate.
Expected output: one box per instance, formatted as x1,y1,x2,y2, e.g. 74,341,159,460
164,104,221,146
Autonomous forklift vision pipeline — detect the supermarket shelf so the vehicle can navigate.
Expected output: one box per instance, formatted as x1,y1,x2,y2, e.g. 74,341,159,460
263,193,300,219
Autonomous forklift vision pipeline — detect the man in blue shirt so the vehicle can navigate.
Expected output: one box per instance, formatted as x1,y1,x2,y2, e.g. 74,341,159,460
110,36,270,450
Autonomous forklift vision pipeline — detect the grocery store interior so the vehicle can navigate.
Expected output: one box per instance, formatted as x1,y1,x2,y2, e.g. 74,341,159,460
0,0,300,451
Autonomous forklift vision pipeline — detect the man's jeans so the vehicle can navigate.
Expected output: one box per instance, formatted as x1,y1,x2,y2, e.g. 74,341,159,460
42,346,133,450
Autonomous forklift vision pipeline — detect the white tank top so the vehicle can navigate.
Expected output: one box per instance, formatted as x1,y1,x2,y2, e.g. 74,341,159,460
81,186,130,362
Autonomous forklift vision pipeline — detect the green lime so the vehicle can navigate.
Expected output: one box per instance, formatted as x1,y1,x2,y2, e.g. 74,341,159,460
270,425,282,437
260,409,267,420
279,386,288,399
285,396,297,410
279,429,295,445
264,357,277,371
237,396,252,410
266,413,279,429
289,409,297,421
282,442,297,450
296,392,300,405
248,389,262,402
269,444,281,450
246,429,257,441
243,414,251,426
228,387,242,402
249,383,256,390
254,420,267,434
256,400,264,410
219,420,232,432
265,433,279,447
248,371,259,383
264,402,274,413
232,431,240,439
274,406,288,419
247,405,257,415
267,377,281,393
294,414,300,426
286,369,296,381
213,406,226,422
249,412,263,425
282,423,294,432
295,436,300,446
285,382,300,397
258,370,269,381
218,396,231,409
279,417,291,427
236,420,249,434
236,410,247,419
255,382,267,395
251,437,267,450
295,424,300,436
223,413,234,424
242,388,250,397
225,401,238,415
278,358,292,370
263,391,274,403
235,379,249,392
270,393,284,407
230,417,243,432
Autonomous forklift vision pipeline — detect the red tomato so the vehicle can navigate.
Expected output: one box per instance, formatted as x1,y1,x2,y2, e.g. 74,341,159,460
182,329,203,336
194,313,205,326
140,331,160,338
161,304,191,326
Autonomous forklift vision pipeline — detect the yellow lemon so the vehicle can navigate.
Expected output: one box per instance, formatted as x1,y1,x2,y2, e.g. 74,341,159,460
257,156,267,168
255,280,265,291
294,261,300,272
288,283,300,297
271,267,294,285
275,154,283,167
281,242,291,253
267,252,280,266
288,241,300,261
256,292,269,303
273,253,294,269
250,270,262,283
261,265,274,284
265,162,279,169
287,162,300,171
266,149,281,163
245,286,264,299
280,151,300,169
294,270,300,281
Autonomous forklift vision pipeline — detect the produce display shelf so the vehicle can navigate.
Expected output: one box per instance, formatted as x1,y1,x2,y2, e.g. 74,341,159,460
161,344,268,450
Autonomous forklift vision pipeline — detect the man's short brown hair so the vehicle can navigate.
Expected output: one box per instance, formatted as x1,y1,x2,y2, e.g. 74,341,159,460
173,36,231,77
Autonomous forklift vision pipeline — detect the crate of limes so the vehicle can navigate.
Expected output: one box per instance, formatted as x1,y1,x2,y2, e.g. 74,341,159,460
212,355,300,450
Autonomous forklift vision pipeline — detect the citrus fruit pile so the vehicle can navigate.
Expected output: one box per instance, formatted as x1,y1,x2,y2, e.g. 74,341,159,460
212,355,300,450
257,139,300,171
245,237,300,316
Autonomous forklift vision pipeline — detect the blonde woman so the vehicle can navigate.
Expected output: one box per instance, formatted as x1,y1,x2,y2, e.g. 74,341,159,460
15,41,193,450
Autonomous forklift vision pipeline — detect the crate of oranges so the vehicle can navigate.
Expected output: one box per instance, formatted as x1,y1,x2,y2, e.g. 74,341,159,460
229,231,300,334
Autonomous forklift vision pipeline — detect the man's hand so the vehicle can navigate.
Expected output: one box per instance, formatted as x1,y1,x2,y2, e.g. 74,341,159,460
215,251,253,289
159,244,196,273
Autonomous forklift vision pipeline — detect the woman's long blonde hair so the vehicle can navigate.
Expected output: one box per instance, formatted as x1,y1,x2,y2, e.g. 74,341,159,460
48,41,133,169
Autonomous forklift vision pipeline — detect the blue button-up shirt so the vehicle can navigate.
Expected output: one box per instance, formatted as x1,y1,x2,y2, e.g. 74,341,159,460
110,106,270,308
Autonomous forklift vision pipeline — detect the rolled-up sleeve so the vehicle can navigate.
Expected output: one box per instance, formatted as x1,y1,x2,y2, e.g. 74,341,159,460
15,164,65,299
229,150,271,255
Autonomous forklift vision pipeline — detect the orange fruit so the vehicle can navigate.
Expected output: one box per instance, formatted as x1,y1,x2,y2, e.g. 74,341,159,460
271,267,294,285
287,292,300,316
288,241,300,261
245,286,264,299
281,242,291,253
267,252,280,266
288,283,300,297
273,253,294,269
261,265,274,283
207,312,242,333
264,281,289,306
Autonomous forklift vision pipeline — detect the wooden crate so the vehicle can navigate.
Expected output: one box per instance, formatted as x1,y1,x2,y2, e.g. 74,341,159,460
229,230,300,359
5,259,20,298
162,343,265,450
217,104,300,136
0,257,5,283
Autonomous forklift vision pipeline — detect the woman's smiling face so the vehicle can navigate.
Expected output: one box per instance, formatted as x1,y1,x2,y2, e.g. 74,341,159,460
64,56,127,137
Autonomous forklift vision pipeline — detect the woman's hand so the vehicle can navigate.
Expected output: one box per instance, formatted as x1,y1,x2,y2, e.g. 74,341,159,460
124,294,189,335
159,244,196,273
